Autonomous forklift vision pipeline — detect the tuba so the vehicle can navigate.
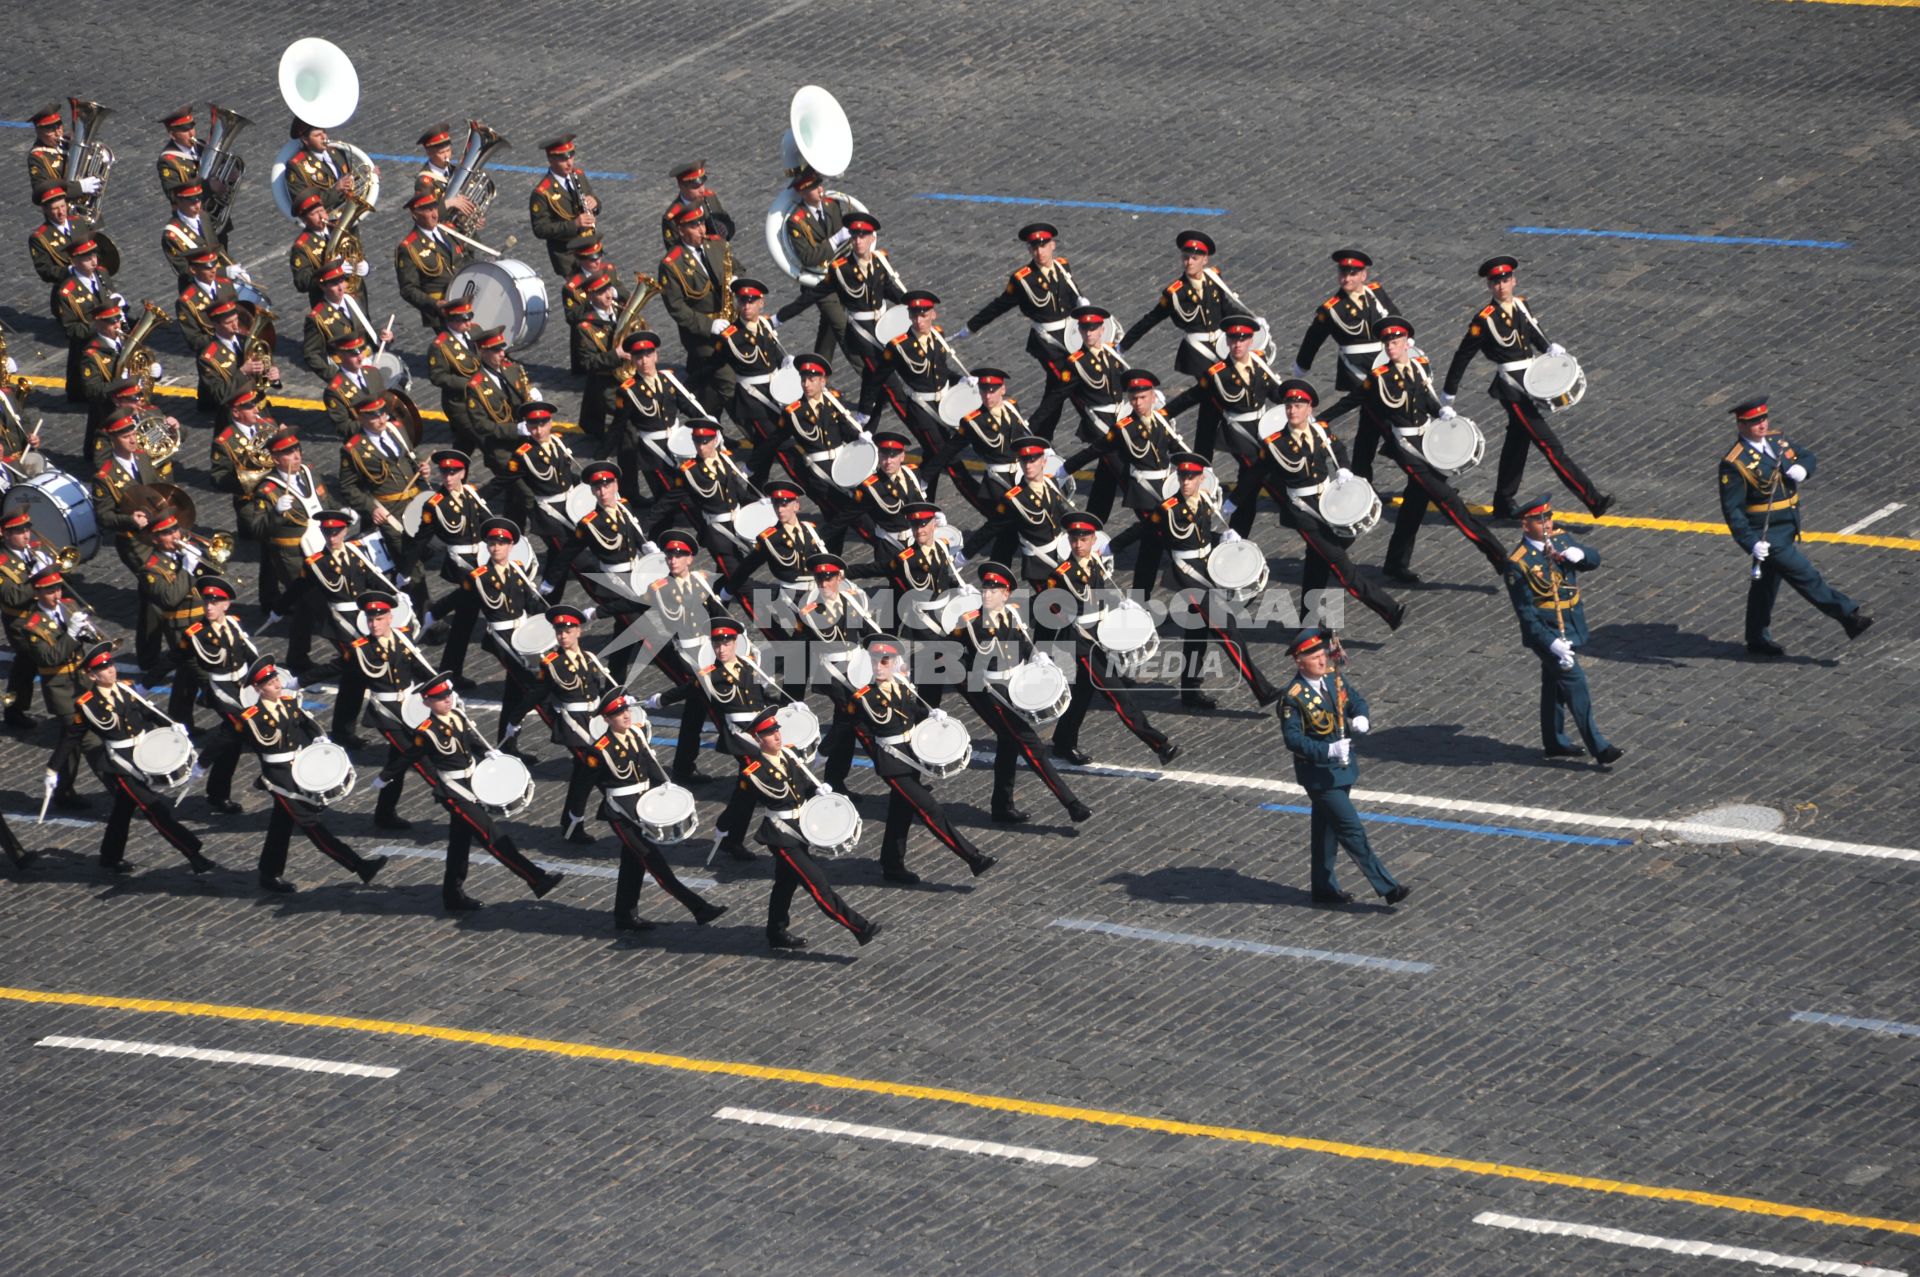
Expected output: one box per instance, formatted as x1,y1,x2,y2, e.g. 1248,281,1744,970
765,86,866,285
613,272,663,350
115,304,183,467
444,119,507,235
63,97,116,222
199,104,253,236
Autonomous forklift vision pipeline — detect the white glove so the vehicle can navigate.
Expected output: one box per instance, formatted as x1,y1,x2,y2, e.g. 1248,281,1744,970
1327,739,1351,765
1218,529,1242,543
1349,715,1370,735
372,776,391,791
642,693,662,711
1288,362,1306,379
355,260,371,278
766,315,782,332
1547,343,1567,358
828,228,851,250
1548,637,1574,663
1335,468,1353,484
1559,546,1585,564
1751,541,1771,563
1786,464,1807,483
1439,392,1454,406
581,606,597,622
148,361,164,381
1075,295,1090,307
710,318,730,336
65,611,90,639
80,176,103,195
933,510,949,528
275,494,295,513
780,355,795,371
5,356,16,374
965,375,980,388
641,541,659,556
816,782,833,794
952,326,972,341
1437,405,1457,420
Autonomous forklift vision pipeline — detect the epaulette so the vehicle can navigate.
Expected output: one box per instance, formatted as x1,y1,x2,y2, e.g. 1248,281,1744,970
801,601,816,613
309,303,328,318
720,323,737,337
1004,485,1022,498
581,509,598,523
1479,304,1495,317
663,247,683,263
401,229,420,246
744,758,760,774
758,526,777,539
346,433,365,448
1724,442,1748,464
1162,496,1179,509
428,492,444,506
541,650,558,664
594,735,610,749
471,565,488,578
76,690,93,705
1014,265,1032,279
1068,350,1085,363
829,256,848,268
1166,281,1183,295
680,458,696,470
904,461,918,470
185,622,203,636
1055,561,1072,574
1208,361,1226,374
862,473,879,485
1508,545,1529,562
1414,355,1430,365
1323,295,1341,308
1367,281,1382,291
351,637,368,648
650,577,668,590
790,207,807,223
144,553,163,568
784,399,803,412
853,685,870,698
242,703,259,718
534,174,556,192
700,663,717,675
963,609,979,621
515,441,533,454
304,551,325,564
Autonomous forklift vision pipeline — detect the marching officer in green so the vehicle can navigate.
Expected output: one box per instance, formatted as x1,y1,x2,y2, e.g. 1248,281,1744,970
1277,628,1409,906
394,190,470,331
1503,495,1622,765
1718,397,1873,657
22,567,93,810
528,135,599,277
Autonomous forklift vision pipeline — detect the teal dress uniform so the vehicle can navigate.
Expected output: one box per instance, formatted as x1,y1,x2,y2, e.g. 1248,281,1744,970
1717,401,1869,654
1503,516,1614,758
1277,656,1402,902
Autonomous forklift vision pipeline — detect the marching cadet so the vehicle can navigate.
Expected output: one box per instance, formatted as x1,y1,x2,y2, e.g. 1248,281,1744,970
571,272,622,439
750,352,863,529
302,260,389,381
1121,229,1240,381
1247,379,1408,631
722,480,832,632
1165,314,1285,524
413,449,488,684
658,204,741,415
533,603,617,845
1,513,58,730
1277,628,1410,906
507,400,581,571
927,365,1024,519
796,553,884,789
336,592,431,831
878,503,966,694
53,234,115,403
339,392,432,619
849,429,931,555
91,411,165,575
26,106,71,196
469,516,547,749
394,190,470,330
237,656,389,894
584,689,728,933
1083,370,1194,592
1442,255,1614,519
464,325,535,494
282,118,362,215
804,210,903,414
158,181,232,284
1038,512,1181,767
849,635,997,882
381,669,565,913
659,159,736,248
29,181,97,285
1146,452,1280,709
76,298,125,439
134,510,215,726
286,192,334,303
76,641,218,877
429,297,483,453
610,331,712,503
1291,249,1403,431
1060,305,1132,520
240,429,331,677
1503,495,1622,766
718,277,793,473
305,509,387,736
23,568,94,809
196,299,277,426
876,290,968,458
639,529,731,787
154,106,205,199
175,245,237,345
1718,397,1873,656
209,388,277,523
671,420,760,577
181,575,256,815
952,560,1093,825
773,171,852,358
955,222,1083,440
321,336,390,434
569,461,655,630
963,434,1073,581
1322,316,1508,582
736,707,880,950
528,134,599,276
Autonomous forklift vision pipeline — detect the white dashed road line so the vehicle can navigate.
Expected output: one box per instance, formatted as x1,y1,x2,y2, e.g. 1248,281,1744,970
35,1034,399,1079
714,1106,1097,1168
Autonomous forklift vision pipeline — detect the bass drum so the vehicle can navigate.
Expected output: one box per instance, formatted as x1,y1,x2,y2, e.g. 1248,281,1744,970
449,258,549,350
2,470,100,562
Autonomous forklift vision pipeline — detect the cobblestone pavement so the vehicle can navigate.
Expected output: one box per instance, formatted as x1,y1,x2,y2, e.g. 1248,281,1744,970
1,1,1917,1274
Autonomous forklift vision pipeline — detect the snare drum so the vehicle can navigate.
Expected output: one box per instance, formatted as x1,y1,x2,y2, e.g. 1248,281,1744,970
400,489,435,537
563,483,597,525
401,691,432,729
871,305,911,344
632,783,698,844
2,469,100,562
908,711,973,779
371,349,412,392
290,739,356,806
472,753,535,818
1419,417,1486,476
928,586,983,635
937,380,982,428
1095,599,1160,671
830,437,878,489
1318,474,1382,537
666,424,697,460
730,499,778,542
351,530,395,575
131,727,195,791
796,791,862,857
1000,658,1070,726
769,365,805,406
1207,539,1270,601
775,701,822,763
510,614,558,660
1522,352,1587,411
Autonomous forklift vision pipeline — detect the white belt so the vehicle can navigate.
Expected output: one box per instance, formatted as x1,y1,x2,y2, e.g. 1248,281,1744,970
1394,424,1430,440
1496,356,1535,390
1132,466,1170,482
985,459,1019,479
1030,318,1070,345
438,765,474,781
876,730,913,747
259,750,296,764
741,372,776,386
1337,340,1383,354
1075,605,1110,627
372,691,405,703
1171,546,1212,561
559,700,595,714
1183,330,1222,353
775,577,812,593
1022,531,1069,562
107,738,137,751
329,600,357,613
723,708,761,724
908,388,942,406
1288,479,1331,499
209,670,242,683
639,427,673,442
1225,409,1264,423
848,309,880,322
805,443,844,465
486,617,522,631
605,782,647,797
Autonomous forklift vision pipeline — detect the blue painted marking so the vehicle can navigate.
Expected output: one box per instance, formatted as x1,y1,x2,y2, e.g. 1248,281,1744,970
1051,919,1434,974
0,120,33,130
362,152,633,181
1508,225,1850,250
917,193,1227,217
1258,803,1633,847
1789,1011,1920,1039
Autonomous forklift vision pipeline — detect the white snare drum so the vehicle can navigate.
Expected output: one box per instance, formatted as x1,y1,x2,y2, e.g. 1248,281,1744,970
400,691,432,729
769,365,805,406
1207,538,1269,601
3,469,100,562
796,791,862,857
871,305,911,344
775,701,822,763
472,753,535,818
563,483,597,525
730,499,777,543
929,586,983,635
290,739,356,806
131,727,195,791
371,349,411,392
1001,658,1070,726
909,711,973,780
633,783,698,844
1063,314,1121,354
831,437,878,489
937,381,982,428
1045,447,1078,502
450,258,550,350
1318,474,1382,537
508,537,539,573
1095,599,1159,671
400,489,435,537
1523,352,1587,411
510,615,557,659
1419,416,1486,476
351,530,395,575
666,424,697,460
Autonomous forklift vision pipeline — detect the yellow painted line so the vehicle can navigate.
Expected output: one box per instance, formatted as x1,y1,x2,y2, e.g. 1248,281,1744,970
4,984,1916,1238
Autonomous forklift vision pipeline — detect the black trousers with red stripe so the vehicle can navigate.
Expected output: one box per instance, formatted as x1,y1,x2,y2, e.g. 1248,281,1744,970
96,768,204,867
1053,642,1171,758
960,689,1083,815
876,765,988,873
757,817,870,937
1171,586,1279,704
260,787,376,881
1278,507,1407,631
610,818,713,919
431,782,548,896
1492,396,1607,514
1373,431,1511,575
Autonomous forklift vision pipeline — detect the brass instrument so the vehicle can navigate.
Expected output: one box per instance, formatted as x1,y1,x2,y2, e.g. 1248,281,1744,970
63,97,116,221
223,424,275,496
115,304,179,466
186,529,236,568
324,192,374,275
199,104,254,236
53,544,84,573
243,303,282,396
0,328,30,421
613,272,662,352
444,119,507,235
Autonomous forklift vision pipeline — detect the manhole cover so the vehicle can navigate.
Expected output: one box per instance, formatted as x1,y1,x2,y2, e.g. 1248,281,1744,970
1676,803,1785,844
